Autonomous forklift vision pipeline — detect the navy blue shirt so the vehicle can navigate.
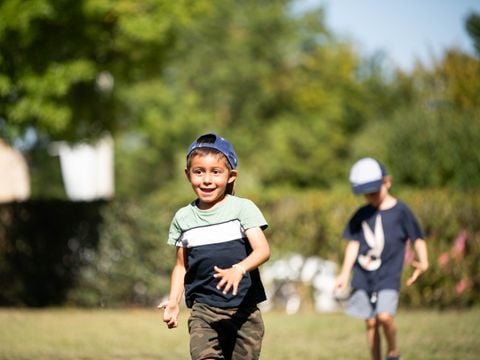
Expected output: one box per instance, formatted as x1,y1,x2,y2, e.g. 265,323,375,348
168,195,268,308
343,200,424,292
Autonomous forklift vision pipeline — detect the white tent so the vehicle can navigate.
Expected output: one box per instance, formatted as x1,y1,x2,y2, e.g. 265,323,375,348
0,139,30,202
54,135,114,201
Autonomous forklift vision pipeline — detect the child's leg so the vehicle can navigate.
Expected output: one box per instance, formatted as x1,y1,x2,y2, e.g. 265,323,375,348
188,302,232,359
231,307,264,360
188,303,264,360
377,312,399,357
346,290,380,360
365,318,381,360
375,290,400,358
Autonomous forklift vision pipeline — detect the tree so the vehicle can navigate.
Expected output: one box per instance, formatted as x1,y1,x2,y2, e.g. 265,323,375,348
466,12,480,56
0,0,211,198
0,0,208,142
351,47,480,190
1,0,423,196
144,1,371,189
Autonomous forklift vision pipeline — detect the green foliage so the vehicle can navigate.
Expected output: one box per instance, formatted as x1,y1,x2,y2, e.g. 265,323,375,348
2,2,480,311
68,197,179,307
2,2,480,196
0,0,208,141
27,140,66,199
94,6,480,193
466,12,480,56
2,184,479,309
63,186,480,309
352,48,480,190
426,50,480,111
387,109,480,189
115,0,369,193
261,187,480,309
397,188,480,308
259,116,345,187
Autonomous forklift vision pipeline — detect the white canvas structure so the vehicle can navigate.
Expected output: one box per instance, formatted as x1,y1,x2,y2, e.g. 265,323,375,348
0,139,30,202
55,135,114,201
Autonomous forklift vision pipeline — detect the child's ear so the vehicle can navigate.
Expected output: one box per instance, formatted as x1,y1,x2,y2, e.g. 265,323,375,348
185,168,191,181
384,175,392,188
228,170,238,184
226,170,237,195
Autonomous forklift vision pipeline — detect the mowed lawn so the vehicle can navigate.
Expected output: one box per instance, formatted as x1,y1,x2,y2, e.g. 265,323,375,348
1,308,479,359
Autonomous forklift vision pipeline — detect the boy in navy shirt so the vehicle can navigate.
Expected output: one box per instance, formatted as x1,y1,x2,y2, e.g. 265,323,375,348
334,157,429,360
159,133,270,359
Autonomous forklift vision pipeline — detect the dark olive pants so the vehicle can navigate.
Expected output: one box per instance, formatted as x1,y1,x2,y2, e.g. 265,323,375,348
188,302,264,360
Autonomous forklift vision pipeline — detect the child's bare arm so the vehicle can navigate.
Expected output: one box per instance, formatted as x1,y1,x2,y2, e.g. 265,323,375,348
333,240,359,293
158,247,186,329
406,238,429,286
214,226,270,296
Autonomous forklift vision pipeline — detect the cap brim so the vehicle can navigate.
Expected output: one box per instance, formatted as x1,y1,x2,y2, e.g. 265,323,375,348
352,179,383,195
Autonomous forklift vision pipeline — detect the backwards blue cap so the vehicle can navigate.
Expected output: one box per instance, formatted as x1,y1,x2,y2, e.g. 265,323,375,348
187,133,238,169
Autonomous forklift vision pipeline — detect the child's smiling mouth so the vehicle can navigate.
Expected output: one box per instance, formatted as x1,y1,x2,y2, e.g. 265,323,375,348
200,188,215,193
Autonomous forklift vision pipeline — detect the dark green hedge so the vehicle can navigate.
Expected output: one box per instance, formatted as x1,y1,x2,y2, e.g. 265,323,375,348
0,200,105,306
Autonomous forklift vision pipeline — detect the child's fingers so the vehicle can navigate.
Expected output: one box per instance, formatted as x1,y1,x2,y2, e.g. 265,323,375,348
406,260,427,286
215,268,228,286
163,310,179,328
411,260,428,272
214,266,241,295
216,278,227,290
166,316,178,328
406,269,420,286
222,281,233,294
165,318,177,328
157,301,168,309
411,260,421,268
213,265,225,278
216,275,233,294
159,302,180,329
332,282,342,294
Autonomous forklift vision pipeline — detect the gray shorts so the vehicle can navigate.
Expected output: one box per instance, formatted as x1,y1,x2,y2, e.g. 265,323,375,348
345,289,399,320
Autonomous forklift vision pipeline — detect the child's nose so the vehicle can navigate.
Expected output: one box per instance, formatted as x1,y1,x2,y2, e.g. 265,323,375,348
202,172,212,183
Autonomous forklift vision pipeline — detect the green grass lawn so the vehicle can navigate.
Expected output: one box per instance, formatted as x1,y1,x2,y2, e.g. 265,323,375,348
1,308,479,359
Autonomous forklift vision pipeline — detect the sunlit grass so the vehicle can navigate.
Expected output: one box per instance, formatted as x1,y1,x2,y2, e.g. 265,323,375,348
1,308,479,359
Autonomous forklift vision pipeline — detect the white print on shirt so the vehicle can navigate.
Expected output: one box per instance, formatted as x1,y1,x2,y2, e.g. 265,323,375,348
358,214,384,271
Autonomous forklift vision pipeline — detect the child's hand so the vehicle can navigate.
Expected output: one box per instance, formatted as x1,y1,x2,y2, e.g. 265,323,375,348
332,272,349,294
213,265,244,296
158,301,180,329
407,239,429,286
406,260,428,286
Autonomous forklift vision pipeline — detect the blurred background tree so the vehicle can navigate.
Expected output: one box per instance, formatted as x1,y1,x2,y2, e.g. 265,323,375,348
0,0,210,140
2,1,479,196
1,1,480,307
0,0,209,197
466,12,480,56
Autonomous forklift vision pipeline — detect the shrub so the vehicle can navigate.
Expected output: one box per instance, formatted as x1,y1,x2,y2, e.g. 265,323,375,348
2,187,479,309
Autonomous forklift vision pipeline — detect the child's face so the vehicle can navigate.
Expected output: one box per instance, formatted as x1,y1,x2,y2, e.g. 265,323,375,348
185,153,237,210
363,177,391,208
363,190,384,208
